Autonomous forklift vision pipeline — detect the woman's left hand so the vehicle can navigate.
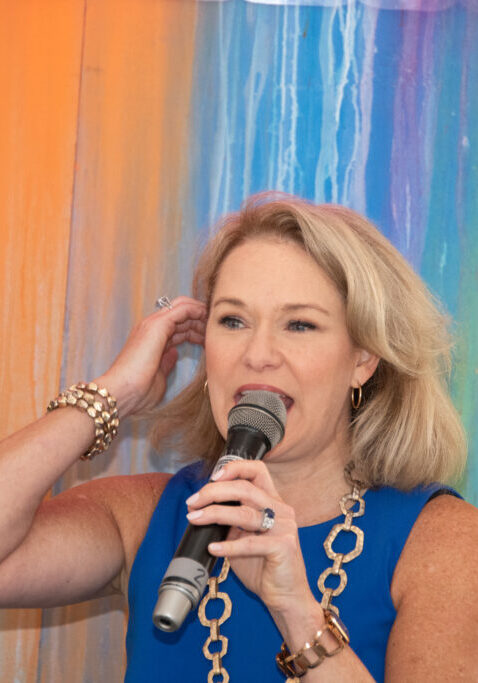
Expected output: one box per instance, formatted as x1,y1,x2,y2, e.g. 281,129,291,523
186,459,317,618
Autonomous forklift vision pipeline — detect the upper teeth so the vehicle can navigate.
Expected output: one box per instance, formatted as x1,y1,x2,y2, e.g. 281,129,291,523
241,391,288,399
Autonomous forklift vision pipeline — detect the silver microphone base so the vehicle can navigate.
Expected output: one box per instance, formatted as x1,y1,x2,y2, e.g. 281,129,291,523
153,584,194,632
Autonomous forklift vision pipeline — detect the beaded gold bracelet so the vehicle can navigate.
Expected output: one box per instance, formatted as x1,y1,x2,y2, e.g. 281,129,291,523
47,382,119,460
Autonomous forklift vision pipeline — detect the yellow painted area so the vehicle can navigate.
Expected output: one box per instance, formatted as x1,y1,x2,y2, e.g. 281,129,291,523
0,0,197,680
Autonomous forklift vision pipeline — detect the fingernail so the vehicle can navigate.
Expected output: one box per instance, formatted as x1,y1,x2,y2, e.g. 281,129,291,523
208,542,222,552
211,468,224,481
185,493,199,505
186,510,203,520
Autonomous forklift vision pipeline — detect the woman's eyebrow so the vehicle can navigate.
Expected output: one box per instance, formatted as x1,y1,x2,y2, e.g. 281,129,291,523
282,303,330,316
212,298,330,316
212,297,244,308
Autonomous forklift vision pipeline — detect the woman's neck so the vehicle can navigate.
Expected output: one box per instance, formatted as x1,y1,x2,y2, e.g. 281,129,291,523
268,443,352,527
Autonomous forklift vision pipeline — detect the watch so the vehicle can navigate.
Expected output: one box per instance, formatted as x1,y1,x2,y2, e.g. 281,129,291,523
276,610,350,678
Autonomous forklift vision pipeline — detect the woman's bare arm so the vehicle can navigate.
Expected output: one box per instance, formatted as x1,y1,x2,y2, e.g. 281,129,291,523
386,494,478,681
0,297,206,609
0,405,101,566
0,466,170,608
0,397,170,608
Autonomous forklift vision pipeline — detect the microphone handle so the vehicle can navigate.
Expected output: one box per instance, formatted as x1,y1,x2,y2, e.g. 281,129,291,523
152,503,238,632
174,506,237,572
153,426,270,632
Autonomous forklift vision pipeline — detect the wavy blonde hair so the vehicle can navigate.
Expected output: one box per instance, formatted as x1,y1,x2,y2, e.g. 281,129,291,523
151,192,467,489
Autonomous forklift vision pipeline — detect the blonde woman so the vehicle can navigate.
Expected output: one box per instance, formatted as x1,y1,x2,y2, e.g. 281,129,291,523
0,193,476,682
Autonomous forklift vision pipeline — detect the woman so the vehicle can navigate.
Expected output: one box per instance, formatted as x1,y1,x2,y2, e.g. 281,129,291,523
0,193,476,682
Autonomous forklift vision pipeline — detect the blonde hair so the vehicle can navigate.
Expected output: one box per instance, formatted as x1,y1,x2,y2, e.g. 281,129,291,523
151,192,467,490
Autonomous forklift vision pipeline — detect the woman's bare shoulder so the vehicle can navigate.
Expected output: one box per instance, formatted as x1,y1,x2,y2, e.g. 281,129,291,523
141,471,174,501
391,492,478,602
387,493,478,680
80,470,172,515
107,470,172,523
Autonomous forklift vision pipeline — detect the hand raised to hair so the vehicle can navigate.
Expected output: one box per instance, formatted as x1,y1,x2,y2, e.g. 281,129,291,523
96,297,207,418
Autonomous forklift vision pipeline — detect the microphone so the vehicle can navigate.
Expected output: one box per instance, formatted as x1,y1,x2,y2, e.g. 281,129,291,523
152,389,287,632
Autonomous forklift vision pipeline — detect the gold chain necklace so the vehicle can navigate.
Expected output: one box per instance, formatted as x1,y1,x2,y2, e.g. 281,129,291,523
197,463,366,682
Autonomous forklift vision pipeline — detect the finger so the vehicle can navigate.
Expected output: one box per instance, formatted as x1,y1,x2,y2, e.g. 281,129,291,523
159,347,178,376
168,321,206,342
186,503,266,532
186,479,283,514
166,330,205,348
162,319,206,348
169,295,206,309
155,295,205,309
152,297,207,323
208,532,296,558
212,459,279,497
137,301,206,355
145,302,207,342
170,319,207,336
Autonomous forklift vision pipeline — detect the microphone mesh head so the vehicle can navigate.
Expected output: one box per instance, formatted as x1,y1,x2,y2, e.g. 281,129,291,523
227,390,286,448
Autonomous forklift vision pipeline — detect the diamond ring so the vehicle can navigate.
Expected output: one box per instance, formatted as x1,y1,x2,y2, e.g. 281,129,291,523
259,507,275,532
155,295,173,311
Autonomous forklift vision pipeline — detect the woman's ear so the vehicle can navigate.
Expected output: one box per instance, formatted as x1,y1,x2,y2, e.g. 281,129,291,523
353,349,380,387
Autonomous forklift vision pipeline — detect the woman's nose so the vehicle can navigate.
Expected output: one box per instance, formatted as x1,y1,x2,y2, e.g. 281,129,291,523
242,328,282,371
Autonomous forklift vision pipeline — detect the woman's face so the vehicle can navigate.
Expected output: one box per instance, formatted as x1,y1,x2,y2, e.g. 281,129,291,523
205,237,373,466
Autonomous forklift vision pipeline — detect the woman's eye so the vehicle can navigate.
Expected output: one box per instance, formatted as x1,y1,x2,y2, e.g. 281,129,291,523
219,315,244,329
287,320,316,332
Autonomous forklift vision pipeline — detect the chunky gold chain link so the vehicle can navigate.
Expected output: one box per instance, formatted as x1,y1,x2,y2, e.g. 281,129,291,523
198,558,232,682
286,463,366,683
198,463,366,682
317,462,366,615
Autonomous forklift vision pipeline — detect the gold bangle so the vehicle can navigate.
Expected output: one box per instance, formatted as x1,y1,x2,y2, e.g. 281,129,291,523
276,610,349,678
47,382,119,460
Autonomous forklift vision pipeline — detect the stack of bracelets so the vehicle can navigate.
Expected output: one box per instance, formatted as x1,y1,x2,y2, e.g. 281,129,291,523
47,382,119,460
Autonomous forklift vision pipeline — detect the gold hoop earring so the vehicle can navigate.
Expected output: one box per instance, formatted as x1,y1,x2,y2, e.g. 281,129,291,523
351,385,362,410
203,379,208,395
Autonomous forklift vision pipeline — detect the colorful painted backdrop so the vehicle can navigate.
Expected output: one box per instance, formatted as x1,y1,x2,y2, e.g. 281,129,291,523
1,0,477,680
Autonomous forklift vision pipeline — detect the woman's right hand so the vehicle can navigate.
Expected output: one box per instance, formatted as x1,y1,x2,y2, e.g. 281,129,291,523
96,296,207,418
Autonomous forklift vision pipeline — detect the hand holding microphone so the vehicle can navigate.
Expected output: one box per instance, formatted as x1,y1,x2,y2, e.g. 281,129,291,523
153,390,286,632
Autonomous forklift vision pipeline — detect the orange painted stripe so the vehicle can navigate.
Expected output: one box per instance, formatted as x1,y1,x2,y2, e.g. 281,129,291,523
0,3,86,681
0,1,85,435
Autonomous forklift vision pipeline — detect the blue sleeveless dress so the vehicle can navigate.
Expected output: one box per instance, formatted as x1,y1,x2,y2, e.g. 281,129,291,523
125,462,459,683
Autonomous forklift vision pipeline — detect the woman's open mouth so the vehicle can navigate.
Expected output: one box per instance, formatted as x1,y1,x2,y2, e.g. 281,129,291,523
233,386,294,412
